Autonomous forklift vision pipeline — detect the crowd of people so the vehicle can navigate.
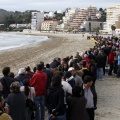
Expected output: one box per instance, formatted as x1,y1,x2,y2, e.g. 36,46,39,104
0,35,120,120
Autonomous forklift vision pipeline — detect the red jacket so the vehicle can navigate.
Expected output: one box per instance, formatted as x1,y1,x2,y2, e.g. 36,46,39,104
108,53,114,64
30,70,47,96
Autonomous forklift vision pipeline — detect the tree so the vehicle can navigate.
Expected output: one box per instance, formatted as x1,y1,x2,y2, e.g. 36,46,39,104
99,8,103,12
111,25,116,31
93,27,100,35
111,25,116,35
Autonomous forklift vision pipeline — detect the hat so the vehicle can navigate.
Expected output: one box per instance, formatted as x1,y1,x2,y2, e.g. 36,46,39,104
18,68,25,74
68,67,74,71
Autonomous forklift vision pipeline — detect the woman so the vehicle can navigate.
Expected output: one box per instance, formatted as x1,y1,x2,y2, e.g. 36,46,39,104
7,81,28,120
45,75,66,120
20,79,36,120
67,86,89,120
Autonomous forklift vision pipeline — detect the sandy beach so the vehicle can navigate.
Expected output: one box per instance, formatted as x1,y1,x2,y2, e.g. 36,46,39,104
0,32,119,120
0,32,94,75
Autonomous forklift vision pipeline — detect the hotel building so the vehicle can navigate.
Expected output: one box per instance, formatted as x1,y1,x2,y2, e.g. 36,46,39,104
104,4,120,32
31,12,44,31
41,19,59,31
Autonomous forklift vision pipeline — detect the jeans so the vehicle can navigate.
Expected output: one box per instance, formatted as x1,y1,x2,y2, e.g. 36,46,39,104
97,68,103,80
48,113,66,120
35,96,45,120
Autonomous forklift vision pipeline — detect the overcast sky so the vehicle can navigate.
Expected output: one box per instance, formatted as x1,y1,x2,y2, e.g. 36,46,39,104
0,0,120,12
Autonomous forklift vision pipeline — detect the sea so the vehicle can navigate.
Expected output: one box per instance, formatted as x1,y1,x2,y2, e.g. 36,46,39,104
0,33,48,51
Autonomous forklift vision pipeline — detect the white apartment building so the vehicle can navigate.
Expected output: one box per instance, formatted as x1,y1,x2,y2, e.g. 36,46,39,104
31,12,44,31
70,6,98,29
62,8,79,30
104,4,120,32
41,19,59,31
80,21,103,32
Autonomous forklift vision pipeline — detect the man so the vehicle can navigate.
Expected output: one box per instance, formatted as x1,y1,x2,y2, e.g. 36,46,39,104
96,52,104,80
0,67,14,99
108,50,115,75
0,94,12,120
30,64,47,120
68,67,83,86
83,76,97,120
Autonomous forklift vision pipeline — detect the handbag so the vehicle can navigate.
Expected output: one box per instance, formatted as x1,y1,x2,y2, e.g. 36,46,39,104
26,87,36,111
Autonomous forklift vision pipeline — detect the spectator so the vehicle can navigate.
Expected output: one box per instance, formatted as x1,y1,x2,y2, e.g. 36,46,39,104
45,75,66,120
0,94,12,120
30,64,47,120
7,81,28,120
0,67,14,99
67,86,89,120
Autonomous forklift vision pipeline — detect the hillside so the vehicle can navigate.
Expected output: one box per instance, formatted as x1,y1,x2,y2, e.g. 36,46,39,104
0,9,13,23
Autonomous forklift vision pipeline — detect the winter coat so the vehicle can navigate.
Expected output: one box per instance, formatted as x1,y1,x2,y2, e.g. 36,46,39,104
67,96,89,120
45,86,65,116
30,70,47,96
0,76,14,98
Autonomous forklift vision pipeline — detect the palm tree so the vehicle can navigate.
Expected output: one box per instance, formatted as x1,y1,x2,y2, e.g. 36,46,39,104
111,25,116,36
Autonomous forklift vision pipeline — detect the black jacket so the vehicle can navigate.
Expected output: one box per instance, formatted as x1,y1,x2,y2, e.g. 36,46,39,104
45,86,65,116
0,76,14,98
81,85,97,109
96,55,104,68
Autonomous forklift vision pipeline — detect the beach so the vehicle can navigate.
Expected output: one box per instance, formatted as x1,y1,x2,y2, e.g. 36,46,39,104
0,32,94,75
0,32,119,120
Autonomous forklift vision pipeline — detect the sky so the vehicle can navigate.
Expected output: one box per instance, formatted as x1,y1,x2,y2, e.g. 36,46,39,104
0,0,120,12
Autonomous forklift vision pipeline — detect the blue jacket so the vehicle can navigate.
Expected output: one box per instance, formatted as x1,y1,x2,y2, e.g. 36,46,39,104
118,54,120,65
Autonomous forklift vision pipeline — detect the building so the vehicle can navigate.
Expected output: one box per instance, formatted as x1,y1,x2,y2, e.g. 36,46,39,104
58,6,100,31
104,4,120,32
31,12,44,31
41,19,59,31
80,21,103,32
70,6,98,30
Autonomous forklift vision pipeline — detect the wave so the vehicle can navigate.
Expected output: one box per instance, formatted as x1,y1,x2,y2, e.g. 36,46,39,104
0,33,48,51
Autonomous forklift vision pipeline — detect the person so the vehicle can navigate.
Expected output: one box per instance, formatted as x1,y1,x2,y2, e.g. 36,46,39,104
108,50,115,75
96,52,104,80
30,64,47,120
15,68,29,86
65,71,75,88
0,67,14,99
70,65,83,86
40,61,52,89
0,94,12,120
0,82,3,93
7,81,28,120
20,79,36,120
67,86,89,120
25,66,34,79
83,76,97,120
82,61,90,80
45,75,66,120
89,60,97,86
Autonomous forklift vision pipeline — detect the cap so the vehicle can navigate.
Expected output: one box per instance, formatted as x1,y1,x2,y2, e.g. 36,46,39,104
18,68,25,74
68,67,74,71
